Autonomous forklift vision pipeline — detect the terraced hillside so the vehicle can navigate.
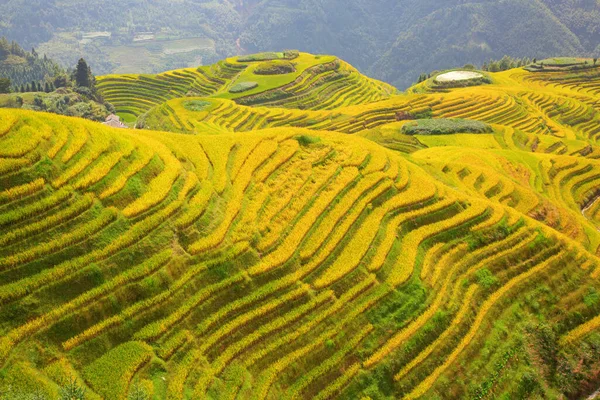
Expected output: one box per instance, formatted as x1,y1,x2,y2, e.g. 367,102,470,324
4,56,600,399
96,52,397,124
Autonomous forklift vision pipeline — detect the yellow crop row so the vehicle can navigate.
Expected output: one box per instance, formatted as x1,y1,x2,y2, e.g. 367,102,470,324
0,208,118,270
174,180,214,229
252,286,385,400
0,114,16,137
253,139,300,182
0,188,71,227
387,201,489,287
256,162,341,252
198,137,235,194
300,171,387,260
301,179,394,277
364,236,468,368
52,129,113,188
0,199,184,337
313,363,361,400
211,290,335,374
404,252,563,399
60,125,89,163
46,123,69,159
561,310,600,345
157,329,193,360
73,150,128,190
129,273,244,343
198,286,309,354
285,323,373,399
313,180,438,289
83,341,154,400
122,138,182,217
419,243,446,282
0,125,41,158
244,276,378,368
188,140,278,253
254,156,315,231
0,251,173,363
0,158,30,176
99,145,154,199
192,286,312,397
166,349,207,400
249,167,358,275
394,285,478,381
0,193,95,247
0,178,45,203
368,197,459,274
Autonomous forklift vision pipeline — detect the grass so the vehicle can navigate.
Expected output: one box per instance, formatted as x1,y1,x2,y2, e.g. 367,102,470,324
3,51,600,400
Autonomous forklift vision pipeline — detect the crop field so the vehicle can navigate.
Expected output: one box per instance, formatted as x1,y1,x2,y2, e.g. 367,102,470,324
3,55,600,399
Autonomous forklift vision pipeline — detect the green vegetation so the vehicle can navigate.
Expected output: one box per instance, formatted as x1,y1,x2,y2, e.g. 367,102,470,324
0,51,113,122
0,37,61,87
402,119,493,136
238,50,299,62
254,60,296,75
182,100,211,111
229,81,259,93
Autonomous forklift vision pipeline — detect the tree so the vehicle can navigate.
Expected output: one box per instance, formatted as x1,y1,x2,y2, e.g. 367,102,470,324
0,78,10,93
488,61,500,72
59,377,86,400
594,58,598,65
54,74,68,89
31,80,38,92
44,82,51,93
128,384,149,400
75,58,92,88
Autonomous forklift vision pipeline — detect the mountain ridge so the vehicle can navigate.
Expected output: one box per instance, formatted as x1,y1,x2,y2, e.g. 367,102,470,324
1,0,599,88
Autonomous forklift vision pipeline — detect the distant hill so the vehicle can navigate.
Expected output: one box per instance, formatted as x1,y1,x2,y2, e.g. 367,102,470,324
0,0,599,88
0,37,61,86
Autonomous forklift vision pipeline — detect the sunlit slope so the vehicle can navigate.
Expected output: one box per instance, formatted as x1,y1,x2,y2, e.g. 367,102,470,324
141,64,600,254
1,107,600,399
96,53,396,123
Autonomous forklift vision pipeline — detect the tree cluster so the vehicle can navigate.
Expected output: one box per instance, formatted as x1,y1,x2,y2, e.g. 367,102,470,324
482,56,532,72
0,37,62,87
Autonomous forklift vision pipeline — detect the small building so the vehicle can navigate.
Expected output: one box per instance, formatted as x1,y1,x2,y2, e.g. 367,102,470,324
102,114,127,129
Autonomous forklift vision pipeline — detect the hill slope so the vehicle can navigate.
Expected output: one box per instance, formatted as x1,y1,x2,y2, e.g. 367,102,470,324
3,55,600,399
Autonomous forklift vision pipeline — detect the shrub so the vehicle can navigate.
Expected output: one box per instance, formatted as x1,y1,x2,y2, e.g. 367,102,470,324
254,60,296,75
295,135,321,146
183,100,211,111
237,52,282,62
229,81,258,94
238,50,299,62
402,118,493,135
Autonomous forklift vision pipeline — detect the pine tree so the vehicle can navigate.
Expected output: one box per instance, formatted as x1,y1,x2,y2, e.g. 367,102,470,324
75,58,91,88
0,78,10,94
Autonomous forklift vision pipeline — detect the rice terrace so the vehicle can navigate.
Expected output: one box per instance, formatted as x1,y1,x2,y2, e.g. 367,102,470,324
4,46,600,400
